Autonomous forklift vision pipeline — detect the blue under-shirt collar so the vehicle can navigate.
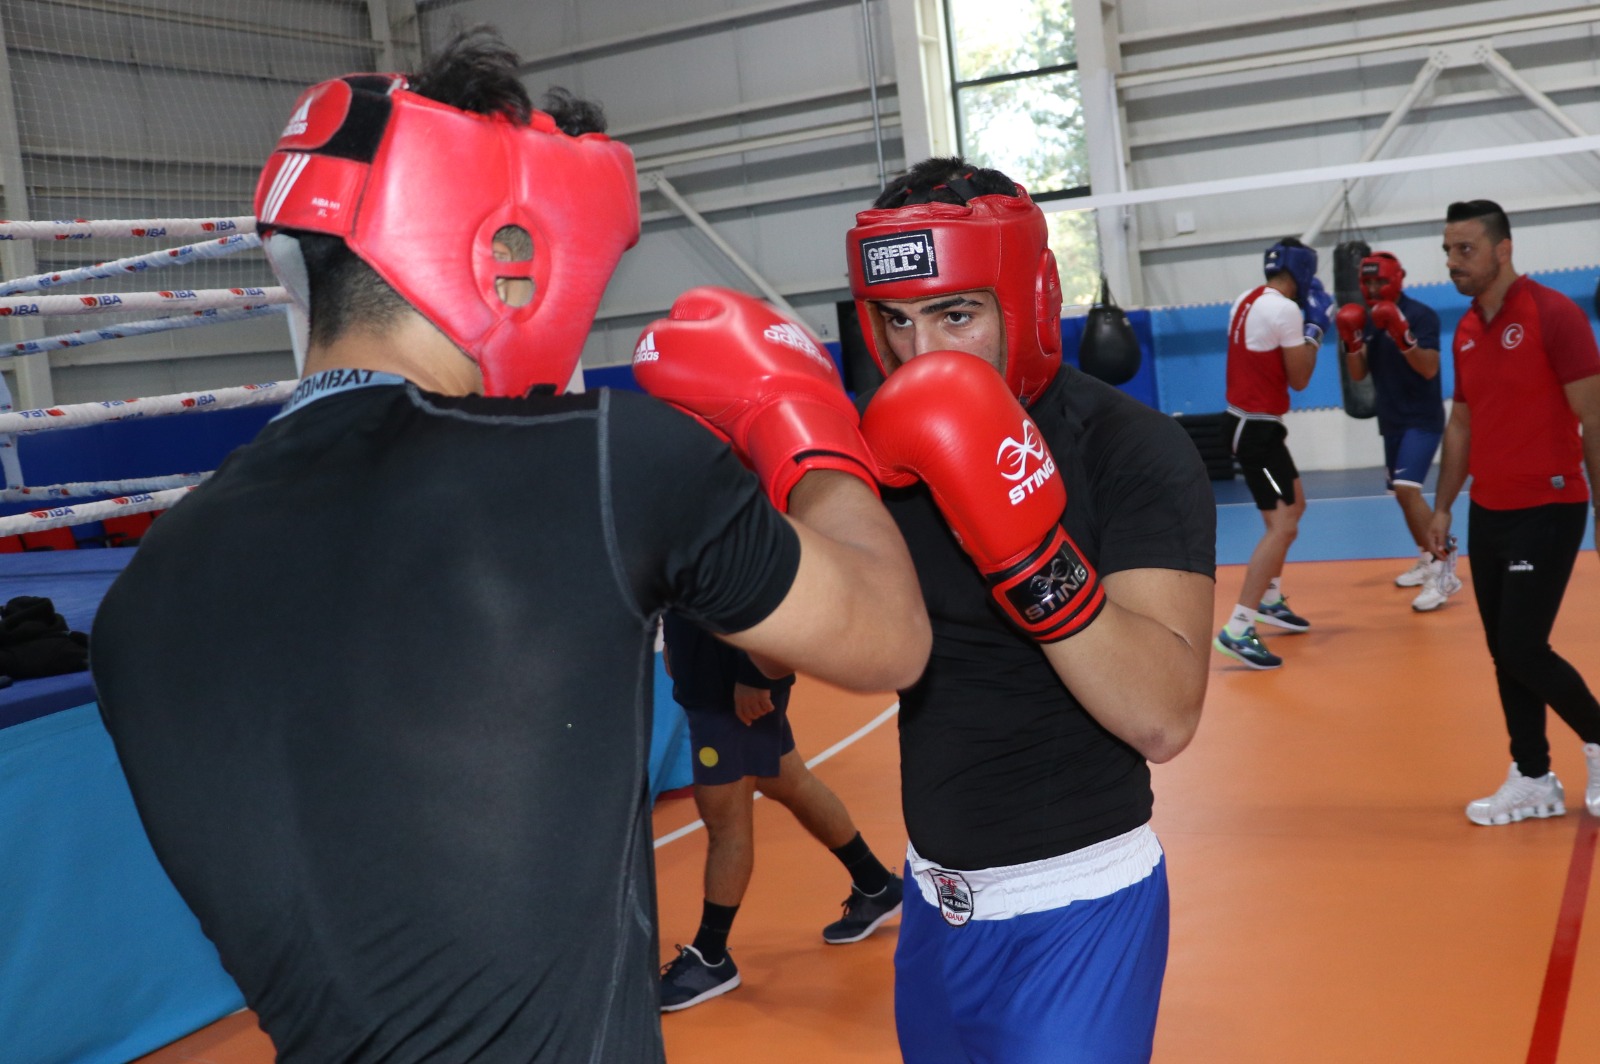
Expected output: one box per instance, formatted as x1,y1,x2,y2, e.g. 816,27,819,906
274,368,407,421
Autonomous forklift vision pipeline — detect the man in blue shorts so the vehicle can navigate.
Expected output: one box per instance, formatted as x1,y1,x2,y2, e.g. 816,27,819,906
1334,251,1456,611
846,158,1214,1063
656,613,902,1011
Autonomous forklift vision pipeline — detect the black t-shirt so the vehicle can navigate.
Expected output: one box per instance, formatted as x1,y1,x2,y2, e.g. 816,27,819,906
869,365,1215,870
1362,293,1444,435
90,375,799,1063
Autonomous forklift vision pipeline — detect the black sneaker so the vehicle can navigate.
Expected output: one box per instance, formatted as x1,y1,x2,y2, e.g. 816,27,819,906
822,875,903,944
659,945,739,1012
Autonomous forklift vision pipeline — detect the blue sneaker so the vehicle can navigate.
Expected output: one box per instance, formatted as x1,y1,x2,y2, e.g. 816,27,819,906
1255,597,1310,632
1213,626,1283,669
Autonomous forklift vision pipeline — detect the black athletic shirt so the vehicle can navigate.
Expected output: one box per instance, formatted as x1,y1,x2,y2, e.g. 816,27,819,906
91,373,800,1063
869,365,1215,870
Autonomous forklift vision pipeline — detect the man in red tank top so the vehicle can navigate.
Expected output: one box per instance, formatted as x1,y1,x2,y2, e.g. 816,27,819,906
1428,199,1600,826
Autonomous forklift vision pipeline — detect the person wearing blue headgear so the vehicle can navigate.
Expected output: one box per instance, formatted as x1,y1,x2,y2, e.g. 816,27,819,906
1213,237,1331,670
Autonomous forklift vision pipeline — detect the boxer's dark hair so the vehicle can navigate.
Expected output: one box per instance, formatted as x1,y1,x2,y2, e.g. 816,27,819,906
874,156,1021,210
295,27,608,348
1446,200,1511,244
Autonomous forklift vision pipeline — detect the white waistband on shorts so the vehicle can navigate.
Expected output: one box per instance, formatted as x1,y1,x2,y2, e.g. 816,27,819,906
906,824,1163,922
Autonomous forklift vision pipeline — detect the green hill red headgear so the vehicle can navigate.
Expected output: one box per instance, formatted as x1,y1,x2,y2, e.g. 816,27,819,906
845,189,1063,406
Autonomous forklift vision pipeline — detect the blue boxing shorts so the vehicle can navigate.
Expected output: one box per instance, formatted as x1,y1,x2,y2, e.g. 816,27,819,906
1383,428,1442,491
895,825,1169,1064
684,687,795,786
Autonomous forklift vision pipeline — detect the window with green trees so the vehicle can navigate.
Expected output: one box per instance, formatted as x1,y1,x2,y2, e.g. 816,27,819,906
945,0,1100,305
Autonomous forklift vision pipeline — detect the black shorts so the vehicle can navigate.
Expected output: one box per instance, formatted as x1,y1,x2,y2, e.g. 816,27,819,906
684,688,796,786
1227,414,1299,509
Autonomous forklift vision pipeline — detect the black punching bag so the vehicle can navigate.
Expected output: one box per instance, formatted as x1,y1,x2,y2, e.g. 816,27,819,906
1078,275,1141,386
1333,240,1377,419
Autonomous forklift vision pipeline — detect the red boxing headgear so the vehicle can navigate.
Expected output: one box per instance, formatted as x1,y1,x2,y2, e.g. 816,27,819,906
1360,251,1405,305
254,74,640,397
845,190,1062,406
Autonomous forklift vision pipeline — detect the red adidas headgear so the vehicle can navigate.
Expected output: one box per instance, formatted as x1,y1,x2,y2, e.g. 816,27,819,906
255,73,640,397
1360,251,1405,305
845,189,1063,406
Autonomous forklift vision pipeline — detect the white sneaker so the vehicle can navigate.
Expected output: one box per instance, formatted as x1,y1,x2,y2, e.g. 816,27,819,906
1585,743,1600,817
1411,545,1462,612
1395,553,1432,587
1466,764,1566,826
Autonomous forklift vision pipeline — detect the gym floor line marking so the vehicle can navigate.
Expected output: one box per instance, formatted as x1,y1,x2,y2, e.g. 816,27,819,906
651,701,901,850
1525,812,1598,1064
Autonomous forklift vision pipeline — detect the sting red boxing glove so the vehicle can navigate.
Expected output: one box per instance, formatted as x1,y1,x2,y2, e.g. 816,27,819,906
632,287,876,511
861,351,1105,641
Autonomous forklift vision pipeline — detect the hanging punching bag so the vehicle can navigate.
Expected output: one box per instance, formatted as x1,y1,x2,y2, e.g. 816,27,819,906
1333,240,1377,419
1078,275,1142,386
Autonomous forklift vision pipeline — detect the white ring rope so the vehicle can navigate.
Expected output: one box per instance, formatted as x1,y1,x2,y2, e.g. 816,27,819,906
3,305,286,358
0,474,208,504
0,287,286,318
0,234,262,296
0,217,254,241
0,487,193,538
0,380,290,436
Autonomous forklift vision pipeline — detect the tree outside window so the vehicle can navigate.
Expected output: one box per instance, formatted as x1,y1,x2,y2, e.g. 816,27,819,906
946,0,1100,306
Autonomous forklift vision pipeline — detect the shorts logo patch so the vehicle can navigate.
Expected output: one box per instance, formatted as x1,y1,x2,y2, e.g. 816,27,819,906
925,868,973,927
859,230,937,285
698,745,720,768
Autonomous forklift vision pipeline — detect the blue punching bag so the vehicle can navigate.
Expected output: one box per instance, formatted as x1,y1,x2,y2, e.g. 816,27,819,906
1078,275,1141,386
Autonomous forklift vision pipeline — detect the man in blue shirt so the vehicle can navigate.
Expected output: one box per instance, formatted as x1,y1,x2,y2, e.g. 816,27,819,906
1334,251,1455,610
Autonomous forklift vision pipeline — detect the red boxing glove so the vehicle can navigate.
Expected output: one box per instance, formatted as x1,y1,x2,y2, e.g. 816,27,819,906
861,351,1105,641
632,287,876,512
1335,303,1367,354
1369,300,1416,351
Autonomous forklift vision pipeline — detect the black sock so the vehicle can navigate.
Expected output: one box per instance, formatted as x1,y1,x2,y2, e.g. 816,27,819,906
830,832,892,895
691,900,739,965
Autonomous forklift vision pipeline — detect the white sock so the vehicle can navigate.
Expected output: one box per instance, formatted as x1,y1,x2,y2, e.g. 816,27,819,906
1225,604,1256,637
1263,577,1283,606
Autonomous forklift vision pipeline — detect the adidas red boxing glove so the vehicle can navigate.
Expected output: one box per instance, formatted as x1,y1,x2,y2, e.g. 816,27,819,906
1369,300,1417,351
632,287,876,511
1335,303,1367,354
861,351,1105,641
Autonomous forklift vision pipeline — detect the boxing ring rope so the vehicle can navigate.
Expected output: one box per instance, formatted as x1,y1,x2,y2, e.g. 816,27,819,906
0,487,196,537
0,214,288,528
0,216,254,241
4,306,287,358
0,381,292,436
0,233,262,296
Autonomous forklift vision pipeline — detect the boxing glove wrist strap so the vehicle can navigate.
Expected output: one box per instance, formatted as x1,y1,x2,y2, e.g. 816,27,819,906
984,525,1106,642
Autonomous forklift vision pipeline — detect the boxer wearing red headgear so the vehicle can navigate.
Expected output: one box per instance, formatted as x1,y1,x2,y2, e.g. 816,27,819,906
851,158,1214,1064
1334,250,1451,609
846,170,1062,406
92,29,928,1064
254,65,640,398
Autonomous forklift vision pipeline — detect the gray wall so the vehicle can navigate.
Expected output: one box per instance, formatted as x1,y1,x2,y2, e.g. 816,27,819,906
2,0,1595,411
